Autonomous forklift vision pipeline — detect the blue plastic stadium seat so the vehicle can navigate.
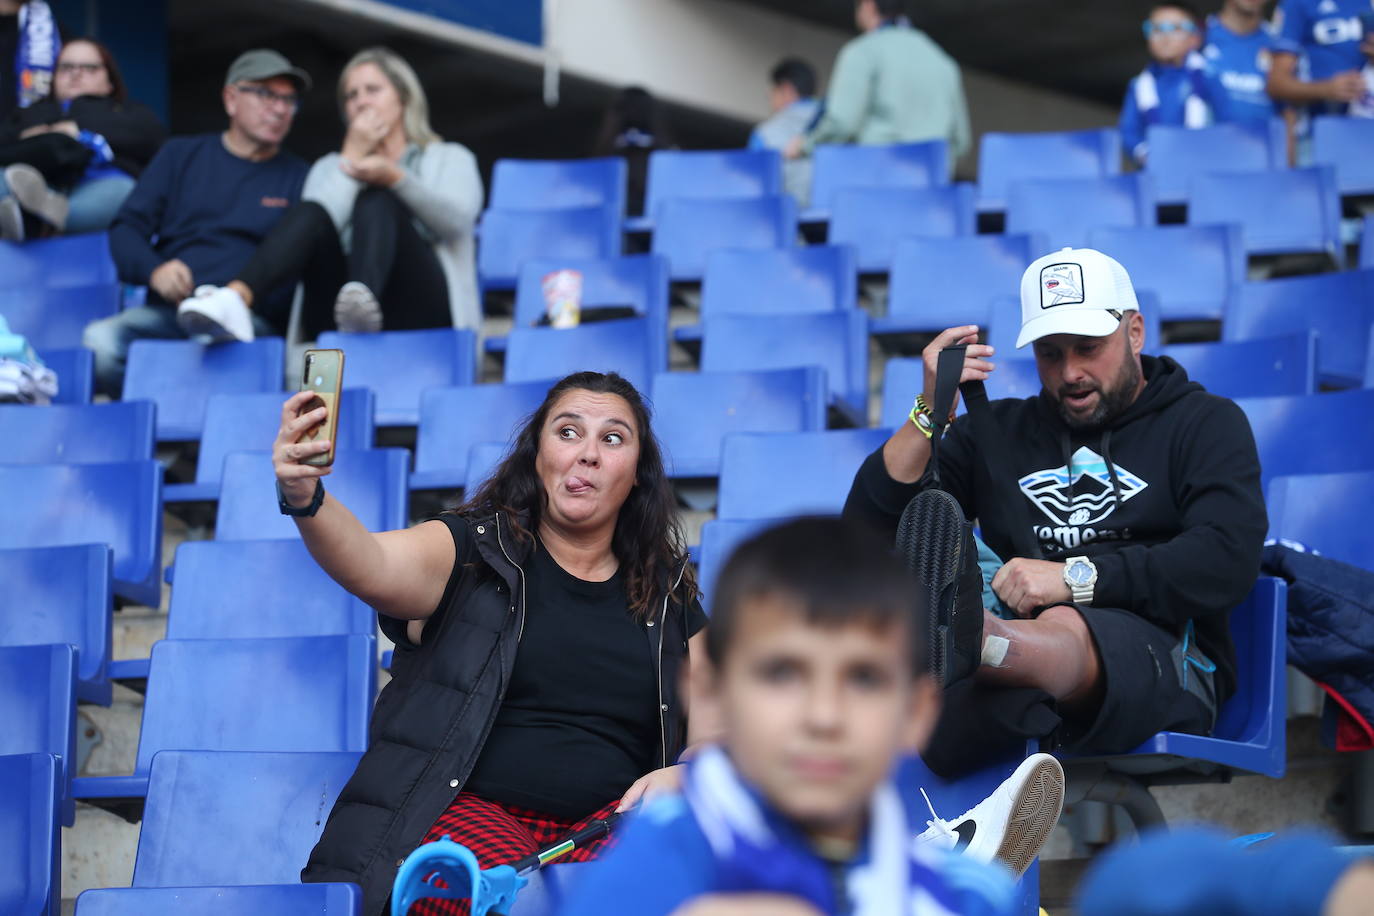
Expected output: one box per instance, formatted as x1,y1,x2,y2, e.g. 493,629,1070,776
696,518,779,614
880,358,926,430
982,358,1047,403
1312,116,1374,197
717,428,892,520
640,148,783,225
1235,389,1374,490
1087,224,1245,322
700,311,870,425
828,184,976,274
36,347,93,404
874,234,1043,336
1160,333,1316,398
0,461,161,606
317,328,476,428
412,380,550,491
652,368,828,478
1362,215,1374,270
505,317,663,395
1267,471,1374,571
76,883,363,915
1145,121,1286,205
165,388,375,503
0,400,154,465
0,282,121,350
465,441,509,494
478,205,621,291
977,128,1122,212
0,753,60,916
215,449,408,541
676,245,857,344
1367,333,1374,388
0,232,116,288
1006,174,1154,252
0,545,112,705
1223,269,1374,387
986,292,1163,361
72,637,374,806
806,140,949,218
489,157,627,215
0,646,76,826
122,337,284,442
1188,166,1343,264
651,195,798,282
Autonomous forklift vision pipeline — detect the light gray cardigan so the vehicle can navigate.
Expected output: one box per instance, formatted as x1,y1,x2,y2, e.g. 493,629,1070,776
303,142,484,331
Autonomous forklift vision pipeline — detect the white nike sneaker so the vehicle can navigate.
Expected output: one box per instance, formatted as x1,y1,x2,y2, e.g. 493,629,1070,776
333,281,383,333
176,285,256,343
914,753,1064,878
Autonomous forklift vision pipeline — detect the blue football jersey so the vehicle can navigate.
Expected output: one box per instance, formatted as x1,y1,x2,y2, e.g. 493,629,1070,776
1273,0,1371,81
1203,15,1280,125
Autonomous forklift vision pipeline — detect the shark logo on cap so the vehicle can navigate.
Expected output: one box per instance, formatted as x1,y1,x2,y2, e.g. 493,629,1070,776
1040,263,1085,309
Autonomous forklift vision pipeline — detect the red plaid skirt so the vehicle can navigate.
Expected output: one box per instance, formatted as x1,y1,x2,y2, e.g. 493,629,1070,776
404,793,619,916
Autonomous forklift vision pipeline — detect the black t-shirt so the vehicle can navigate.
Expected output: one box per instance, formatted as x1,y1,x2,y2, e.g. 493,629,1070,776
0,14,19,125
464,542,694,819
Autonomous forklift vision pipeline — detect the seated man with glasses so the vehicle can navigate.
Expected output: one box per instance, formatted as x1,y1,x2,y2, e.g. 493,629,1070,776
83,49,310,398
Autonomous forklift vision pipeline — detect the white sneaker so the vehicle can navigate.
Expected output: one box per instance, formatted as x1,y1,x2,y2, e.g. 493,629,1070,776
333,281,382,333
4,163,68,231
176,285,255,343
0,195,23,241
914,753,1064,878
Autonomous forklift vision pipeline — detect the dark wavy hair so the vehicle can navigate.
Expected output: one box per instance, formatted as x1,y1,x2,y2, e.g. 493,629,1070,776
453,371,695,620
55,38,128,105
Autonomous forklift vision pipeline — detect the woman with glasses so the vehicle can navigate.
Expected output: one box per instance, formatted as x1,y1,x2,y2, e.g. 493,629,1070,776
177,46,483,342
0,36,165,239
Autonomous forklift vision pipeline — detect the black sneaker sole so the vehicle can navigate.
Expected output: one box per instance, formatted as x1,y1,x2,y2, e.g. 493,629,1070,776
896,488,968,684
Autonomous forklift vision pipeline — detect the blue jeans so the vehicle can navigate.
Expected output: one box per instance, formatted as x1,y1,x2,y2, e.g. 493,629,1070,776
66,175,135,234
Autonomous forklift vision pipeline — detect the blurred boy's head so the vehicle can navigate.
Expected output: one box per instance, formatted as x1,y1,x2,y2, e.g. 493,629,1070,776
769,57,816,113
701,518,939,842
1143,3,1203,66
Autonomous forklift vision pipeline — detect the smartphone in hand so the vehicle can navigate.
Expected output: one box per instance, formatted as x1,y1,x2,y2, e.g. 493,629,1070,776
299,348,344,467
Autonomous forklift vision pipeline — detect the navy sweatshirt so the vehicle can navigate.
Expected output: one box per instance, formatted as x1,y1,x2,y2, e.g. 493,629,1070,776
108,133,307,325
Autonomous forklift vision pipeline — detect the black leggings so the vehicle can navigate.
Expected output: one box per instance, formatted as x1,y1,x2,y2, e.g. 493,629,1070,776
236,188,451,340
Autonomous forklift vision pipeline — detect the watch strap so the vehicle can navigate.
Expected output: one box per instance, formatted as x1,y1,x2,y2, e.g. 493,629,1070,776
278,478,325,517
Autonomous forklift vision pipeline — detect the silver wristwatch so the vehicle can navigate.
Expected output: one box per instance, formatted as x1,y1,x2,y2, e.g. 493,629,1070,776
1063,556,1098,604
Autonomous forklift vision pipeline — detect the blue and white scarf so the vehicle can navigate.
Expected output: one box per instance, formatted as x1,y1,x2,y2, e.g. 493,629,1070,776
1133,50,1214,131
683,746,1003,916
15,0,60,109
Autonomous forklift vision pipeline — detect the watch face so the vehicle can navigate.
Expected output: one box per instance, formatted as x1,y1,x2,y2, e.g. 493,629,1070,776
1067,561,1093,586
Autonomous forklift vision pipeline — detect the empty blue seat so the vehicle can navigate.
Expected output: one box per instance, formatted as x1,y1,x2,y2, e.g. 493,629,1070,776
465,441,509,494
875,234,1042,336
641,148,782,223
37,347,93,404
828,185,976,274
700,310,870,425
806,140,949,217
0,545,112,705
76,883,362,915
1235,389,1374,489
0,282,121,350
1006,174,1154,251
478,205,621,291
0,400,154,465
0,646,76,826
317,327,477,427
1312,116,1374,197
1145,121,1286,205
986,292,1163,361
1088,224,1245,321
506,317,663,395
717,428,892,520
696,518,778,614
977,128,1122,211
1188,166,1342,264
0,753,60,916
982,358,1048,403
215,449,409,541
0,231,116,288
1160,333,1316,398
412,380,550,490
879,358,926,430
122,337,284,442
72,636,374,806
652,368,827,477
1362,215,1374,270
1267,471,1374,570
0,461,161,606
1223,269,1374,387
506,253,669,344
165,388,375,503
651,195,798,282
489,157,627,215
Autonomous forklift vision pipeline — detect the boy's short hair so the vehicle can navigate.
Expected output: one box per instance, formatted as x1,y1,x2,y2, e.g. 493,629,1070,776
1149,1,1204,28
770,57,817,100
707,517,928,674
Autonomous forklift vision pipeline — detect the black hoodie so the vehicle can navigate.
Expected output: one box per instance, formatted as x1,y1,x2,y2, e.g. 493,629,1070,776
844,355,1267,701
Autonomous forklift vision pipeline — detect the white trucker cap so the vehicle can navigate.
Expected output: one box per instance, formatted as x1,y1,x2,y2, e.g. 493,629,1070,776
1015,247,1140,348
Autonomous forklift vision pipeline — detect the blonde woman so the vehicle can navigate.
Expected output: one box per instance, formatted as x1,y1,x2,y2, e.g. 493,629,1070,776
177,47,483,342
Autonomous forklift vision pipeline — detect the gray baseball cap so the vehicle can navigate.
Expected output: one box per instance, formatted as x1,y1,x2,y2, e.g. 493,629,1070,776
224,49,312,93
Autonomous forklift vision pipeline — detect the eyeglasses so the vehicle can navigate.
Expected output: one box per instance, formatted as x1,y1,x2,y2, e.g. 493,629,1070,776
57,62,104,75
1142,20,1198,37
234,84,300,111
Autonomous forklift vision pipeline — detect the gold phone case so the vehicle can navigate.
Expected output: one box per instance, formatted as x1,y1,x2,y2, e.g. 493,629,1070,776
300,349,344,467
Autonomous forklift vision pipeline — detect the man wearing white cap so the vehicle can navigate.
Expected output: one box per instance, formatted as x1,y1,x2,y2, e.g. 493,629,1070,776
845,247,1267,778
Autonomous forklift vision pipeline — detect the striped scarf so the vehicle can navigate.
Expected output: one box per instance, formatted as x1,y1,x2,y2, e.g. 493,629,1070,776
15,1,60,109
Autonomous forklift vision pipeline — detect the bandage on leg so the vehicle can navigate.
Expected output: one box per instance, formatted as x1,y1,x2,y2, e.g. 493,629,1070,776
981,634,1010,668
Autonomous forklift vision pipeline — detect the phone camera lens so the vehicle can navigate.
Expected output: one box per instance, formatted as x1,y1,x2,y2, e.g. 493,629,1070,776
314,375,324,386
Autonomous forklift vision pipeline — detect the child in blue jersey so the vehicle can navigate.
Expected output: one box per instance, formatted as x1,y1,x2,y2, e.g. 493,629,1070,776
1120,2,1229,165
1203,0,1280,127
557,518,1057,916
